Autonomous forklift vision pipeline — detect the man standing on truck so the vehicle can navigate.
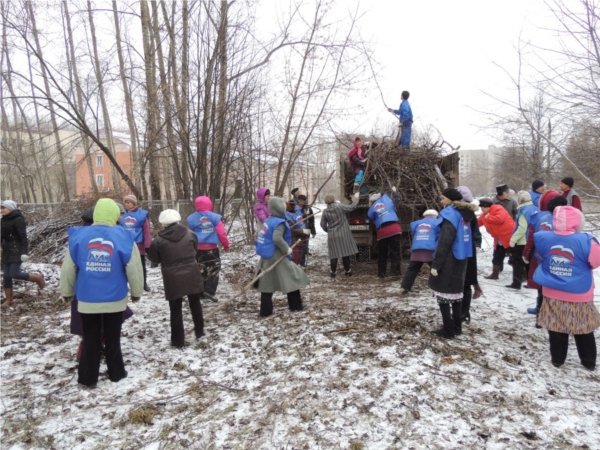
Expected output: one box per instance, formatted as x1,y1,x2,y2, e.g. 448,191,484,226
388,91,413,152
368,187,403,279
348,137,368,194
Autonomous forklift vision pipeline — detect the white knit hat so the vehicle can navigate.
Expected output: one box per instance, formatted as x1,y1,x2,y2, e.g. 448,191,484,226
369,193,382,203
159,209,181,226
517,190,532,204
1,200,17,211
423,209,439,218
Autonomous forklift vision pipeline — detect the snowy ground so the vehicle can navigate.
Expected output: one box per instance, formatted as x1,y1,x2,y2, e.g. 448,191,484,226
1,209,600,449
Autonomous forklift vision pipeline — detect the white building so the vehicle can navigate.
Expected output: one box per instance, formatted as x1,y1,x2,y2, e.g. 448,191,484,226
459,145,503,197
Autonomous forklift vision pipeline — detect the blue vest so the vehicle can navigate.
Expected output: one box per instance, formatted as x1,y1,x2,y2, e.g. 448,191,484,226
514,204,539,233
410,217,441,251
255,217,292,259
533,232,596,294
530,190,542,207
285,209,305,229
533,211,554,233
187,211,221,245
68,226,134,303
120,209,149,243
368,194,399,229
439,206,473,260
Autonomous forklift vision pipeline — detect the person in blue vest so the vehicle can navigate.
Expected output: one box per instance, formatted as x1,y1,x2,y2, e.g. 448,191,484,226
429,188,476,339
506,191,539,289
530,179,545,207
285,200,310,266
533,205,600,370
121,194,152,292
255,196,309,316
400,209,440,294
60,198,144,387
367,187,402,278
187,196,230,303
388,90,413,152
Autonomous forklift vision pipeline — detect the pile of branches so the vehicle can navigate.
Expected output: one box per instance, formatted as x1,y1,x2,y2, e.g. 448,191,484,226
26,200,95,264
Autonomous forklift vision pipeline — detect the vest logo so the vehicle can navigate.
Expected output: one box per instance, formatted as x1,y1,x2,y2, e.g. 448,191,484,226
374,203,388,216
548,245,574,277
199,216,214,233
462,220,470,242
539,221,552,231
257,223,268,244
124,216,137,230
416,223,431,240
85,238,114,272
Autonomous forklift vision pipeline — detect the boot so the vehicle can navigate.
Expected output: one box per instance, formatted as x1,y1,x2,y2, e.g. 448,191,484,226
431,303,455,339
330,271,336,280
76,339,84,361
203,292,219,303
473,284,483,299
1,287,13,307
29,273,45,290
345,269,353,277
260,293,273,317
461,288,471,324
506,269,522,289
399,288,409,295
452,301,462,336
505,281,521,289
143,282,151,292
484,266,500,280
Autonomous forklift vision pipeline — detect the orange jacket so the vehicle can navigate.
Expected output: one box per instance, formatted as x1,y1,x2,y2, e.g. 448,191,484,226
478,204,516,248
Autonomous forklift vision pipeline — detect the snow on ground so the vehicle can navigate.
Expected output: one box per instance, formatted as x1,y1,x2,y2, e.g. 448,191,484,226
1,208,600,449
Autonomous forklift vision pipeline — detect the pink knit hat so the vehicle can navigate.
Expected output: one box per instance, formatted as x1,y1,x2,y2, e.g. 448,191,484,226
124,194,138,205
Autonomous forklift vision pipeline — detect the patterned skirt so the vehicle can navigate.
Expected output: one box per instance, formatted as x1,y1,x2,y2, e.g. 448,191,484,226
537,297,600,335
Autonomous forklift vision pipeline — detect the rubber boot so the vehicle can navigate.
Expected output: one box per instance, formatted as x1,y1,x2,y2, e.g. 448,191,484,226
484,265,500,280
259,293,273,317
452,301,462,336
1,287,13,307
505,269,522,289
29,273,45,290
431,303,455,339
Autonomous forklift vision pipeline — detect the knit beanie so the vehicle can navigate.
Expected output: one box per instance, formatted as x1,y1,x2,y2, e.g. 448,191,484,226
1,200,17,211
115,202,125,214
441,188,462,202
297,194,307,201
159,209,181,226
456,186,473,202
478,198,494,208
324,194,335,205
423,209,439,218
517,190,532,204
561,177,574,188
93,198,120,225
531,179,545,191
124,194,138,205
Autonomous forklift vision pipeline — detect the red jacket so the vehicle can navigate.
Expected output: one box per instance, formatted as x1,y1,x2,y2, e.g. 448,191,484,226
478,204,515,248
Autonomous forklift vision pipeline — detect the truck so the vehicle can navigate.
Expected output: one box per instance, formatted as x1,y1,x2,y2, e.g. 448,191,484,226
339,142,459,261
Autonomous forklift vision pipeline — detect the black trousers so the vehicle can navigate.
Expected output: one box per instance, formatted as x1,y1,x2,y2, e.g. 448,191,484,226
330,256,350,274
548,331,597,369
79,312,127,386
400,261,431,290
140,254,147,284
196,249,221,295
492,244,507,269
507,245,528,285
260,290,303,316
169,294,204,347
377,234,401,277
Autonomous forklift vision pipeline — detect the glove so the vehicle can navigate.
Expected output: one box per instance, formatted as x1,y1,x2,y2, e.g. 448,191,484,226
510,241,516,248
360,159,367,164
21,254,29,262
387,107,393,112
287,247,293,256
522,256,529,264
392,186,397,192
353,192,360,199
430,268,438,277
302,229,310,235
131,296,140,302
476,247,481,253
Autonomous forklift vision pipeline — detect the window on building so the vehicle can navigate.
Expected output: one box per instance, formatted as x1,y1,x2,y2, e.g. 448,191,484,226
95,174,104,187
95,154,104,167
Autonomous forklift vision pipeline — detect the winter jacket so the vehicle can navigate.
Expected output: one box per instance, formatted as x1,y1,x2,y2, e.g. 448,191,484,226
255,197,309,294
254,188,271,225
562,188,582,211
492,195,518,220
429,201,478,295
147,223,204,301
392,100,413,125
320,197,359,259
347,145,366,175
124,206,152,255
478,204,516,248
191,196,230,251
534,206,600,302
299,204,316,236
1,209,28,265
465,215,482,286
510,201,536,246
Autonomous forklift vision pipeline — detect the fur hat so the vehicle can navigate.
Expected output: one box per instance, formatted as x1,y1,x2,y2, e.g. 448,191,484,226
496,184,509,196
561,177,574,188
456,186,473,203
517,190,532,204
159,209,181,226
531,179,545,191
478,198,494,208
124,194,138,205
1,200,17,211
441,188,463,202
423,209,439,218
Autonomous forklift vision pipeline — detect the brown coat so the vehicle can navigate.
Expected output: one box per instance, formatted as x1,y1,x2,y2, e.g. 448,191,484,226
147,223,204,301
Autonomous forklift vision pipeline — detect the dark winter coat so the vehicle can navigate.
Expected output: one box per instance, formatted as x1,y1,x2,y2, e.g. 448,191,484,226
465,215,482,286
1,209,28,265
300,205,316,236
429,201,479,295
147,223,204,301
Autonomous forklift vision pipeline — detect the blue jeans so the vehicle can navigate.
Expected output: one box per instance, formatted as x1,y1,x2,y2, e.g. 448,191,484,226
354,170,368,194
400,124,412,148
2,262,29,288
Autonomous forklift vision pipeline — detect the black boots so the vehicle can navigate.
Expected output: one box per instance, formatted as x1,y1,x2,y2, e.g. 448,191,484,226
432,303,455,339
452,302,462,336
287,290,304,311
484,265,500,280
461,286,471,324
260,293,273,317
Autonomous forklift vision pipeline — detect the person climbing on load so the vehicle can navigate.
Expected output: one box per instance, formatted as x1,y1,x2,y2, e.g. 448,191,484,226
388,90,413,152
347,136,367,194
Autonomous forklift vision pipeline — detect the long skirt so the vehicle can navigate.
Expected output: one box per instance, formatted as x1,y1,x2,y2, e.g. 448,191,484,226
538,297,600,335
